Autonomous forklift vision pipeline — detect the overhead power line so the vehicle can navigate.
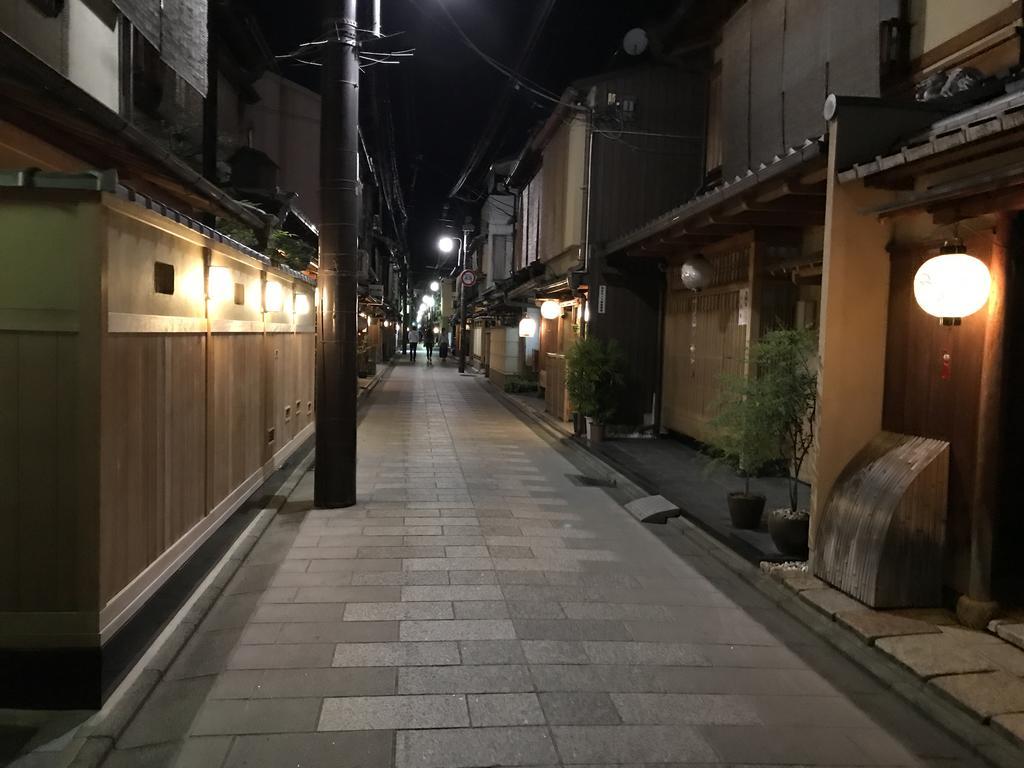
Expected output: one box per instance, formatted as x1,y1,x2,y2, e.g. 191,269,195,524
444,0,559,199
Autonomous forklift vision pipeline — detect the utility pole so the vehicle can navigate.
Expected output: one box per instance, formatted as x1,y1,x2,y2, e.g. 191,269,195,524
458,221,472,374
315,0,360,508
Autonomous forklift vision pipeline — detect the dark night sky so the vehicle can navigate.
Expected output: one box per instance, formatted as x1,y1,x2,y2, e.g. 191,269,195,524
245,0,676,280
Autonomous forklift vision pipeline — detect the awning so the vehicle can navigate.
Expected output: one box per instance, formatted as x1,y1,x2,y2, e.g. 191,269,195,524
866,156,1024,222
838,86,1024,186
605,138,827,258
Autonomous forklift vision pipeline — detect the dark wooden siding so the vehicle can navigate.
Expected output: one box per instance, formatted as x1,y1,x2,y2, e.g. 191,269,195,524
588,254,662,427
721,0,882,177
722,4,752,180
589,65,708,247
882,241,987,596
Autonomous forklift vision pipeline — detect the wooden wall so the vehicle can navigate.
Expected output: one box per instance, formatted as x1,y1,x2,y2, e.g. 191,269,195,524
883,240,988,594
588,64,707,246
720,0,883,179
660,234,800,443
0,195,100,619
0,190,315,648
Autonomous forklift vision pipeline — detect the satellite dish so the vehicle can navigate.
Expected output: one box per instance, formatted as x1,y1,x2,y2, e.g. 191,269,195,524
623,28,649,56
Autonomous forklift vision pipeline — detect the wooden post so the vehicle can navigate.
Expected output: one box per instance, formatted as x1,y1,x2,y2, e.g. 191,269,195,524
960,211,1013,623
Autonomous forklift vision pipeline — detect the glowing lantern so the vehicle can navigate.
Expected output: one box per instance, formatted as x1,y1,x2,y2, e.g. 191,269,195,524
540,300,561,320
208,266,233,302
914,241,991,326
264,281,283,312
519,317,537,338
294,293,311,315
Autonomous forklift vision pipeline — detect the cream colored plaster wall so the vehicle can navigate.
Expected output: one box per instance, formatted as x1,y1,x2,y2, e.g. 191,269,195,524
813,122,896,562
909,0,1017,58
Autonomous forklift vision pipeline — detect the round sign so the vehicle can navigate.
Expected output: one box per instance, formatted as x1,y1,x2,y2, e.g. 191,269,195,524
459,270,478,288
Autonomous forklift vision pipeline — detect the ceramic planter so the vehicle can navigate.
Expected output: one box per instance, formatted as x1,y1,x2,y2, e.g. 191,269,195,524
768,508,810,558
727,493,766,529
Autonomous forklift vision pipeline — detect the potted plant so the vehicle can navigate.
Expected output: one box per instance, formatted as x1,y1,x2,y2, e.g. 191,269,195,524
755,328,818,557
566,338,625,444
709,376,777,530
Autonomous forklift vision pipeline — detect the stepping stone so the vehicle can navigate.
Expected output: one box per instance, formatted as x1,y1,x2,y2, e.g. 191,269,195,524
993,712,1024,748
991,622,1024,652
800,587,864,618
836,610,941,644
624,495,680,524
931,671,1024,721
876,634,996,679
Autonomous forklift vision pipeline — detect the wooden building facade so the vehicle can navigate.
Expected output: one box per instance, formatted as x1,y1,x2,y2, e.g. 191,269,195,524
0,183,314,706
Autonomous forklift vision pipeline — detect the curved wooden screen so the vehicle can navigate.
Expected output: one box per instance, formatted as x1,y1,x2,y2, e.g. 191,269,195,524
814,431,950,608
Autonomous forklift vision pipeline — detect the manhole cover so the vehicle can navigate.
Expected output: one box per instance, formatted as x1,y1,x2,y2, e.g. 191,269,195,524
566,474,616,488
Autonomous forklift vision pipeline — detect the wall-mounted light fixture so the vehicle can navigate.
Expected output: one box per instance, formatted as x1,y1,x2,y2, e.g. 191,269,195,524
294,293,311,315
208,266,233,302
430,280,440,292
519,316,537,338
914,239,991,326
264,280,283,312
540,300,561,320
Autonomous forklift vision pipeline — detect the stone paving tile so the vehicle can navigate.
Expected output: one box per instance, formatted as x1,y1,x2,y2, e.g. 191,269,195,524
343,601,454,621
222,731,393,768
147,365,993,768
453,600,510,619
226,643,335,670
876,634,997,679
306,558,404,573
400,585,502,601
318,694,469,731
394,726,558,768
538,692,622,725
609,692,762,725
458,640,527,665
210,668,396,699
399,619,516,641
513,619,632,641
398,664,534,694
551,725,718,764
191,698,321,735
931,671,1024,720
332,641,460,667
467,693,545,726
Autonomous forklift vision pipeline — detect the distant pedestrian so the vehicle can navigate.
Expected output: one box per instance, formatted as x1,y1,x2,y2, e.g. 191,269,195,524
423,326,436,363
439,337,449,361
407,328,420,362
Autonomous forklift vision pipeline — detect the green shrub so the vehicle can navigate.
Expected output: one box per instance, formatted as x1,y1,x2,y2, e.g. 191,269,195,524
565,338,625,424
710,328,817,508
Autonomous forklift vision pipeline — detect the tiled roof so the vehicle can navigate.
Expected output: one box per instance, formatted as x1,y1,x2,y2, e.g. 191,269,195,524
605,137,826,256
838,88,1024,183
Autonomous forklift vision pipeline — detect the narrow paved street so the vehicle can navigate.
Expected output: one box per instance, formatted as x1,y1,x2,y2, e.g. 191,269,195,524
115,360,985,767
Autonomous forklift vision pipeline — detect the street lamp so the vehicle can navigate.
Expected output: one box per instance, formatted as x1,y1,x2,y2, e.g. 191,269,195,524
430,280,440,292
437,225,473,373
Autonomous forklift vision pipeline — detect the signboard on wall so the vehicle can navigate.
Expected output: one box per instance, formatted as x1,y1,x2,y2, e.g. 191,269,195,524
597,285,607,314
738,287,750,326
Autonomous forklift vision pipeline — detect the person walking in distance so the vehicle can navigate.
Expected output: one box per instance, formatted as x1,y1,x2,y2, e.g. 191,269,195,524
407,326,420,362
423,325,436,364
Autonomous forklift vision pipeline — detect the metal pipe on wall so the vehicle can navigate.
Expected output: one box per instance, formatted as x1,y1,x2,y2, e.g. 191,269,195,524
315,0,360,508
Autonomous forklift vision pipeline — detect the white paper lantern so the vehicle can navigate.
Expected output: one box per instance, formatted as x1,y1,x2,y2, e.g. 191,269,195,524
680,254,712,291
519,317,537,338
914,243,991,325
540,300,561,320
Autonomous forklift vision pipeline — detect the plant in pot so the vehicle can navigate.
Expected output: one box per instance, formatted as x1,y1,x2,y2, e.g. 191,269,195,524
708,375,777,530
755,328,818,558
566,338,625,443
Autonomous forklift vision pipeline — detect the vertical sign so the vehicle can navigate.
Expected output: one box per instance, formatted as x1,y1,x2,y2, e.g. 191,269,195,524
597,284,607,314
737,287,750,326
